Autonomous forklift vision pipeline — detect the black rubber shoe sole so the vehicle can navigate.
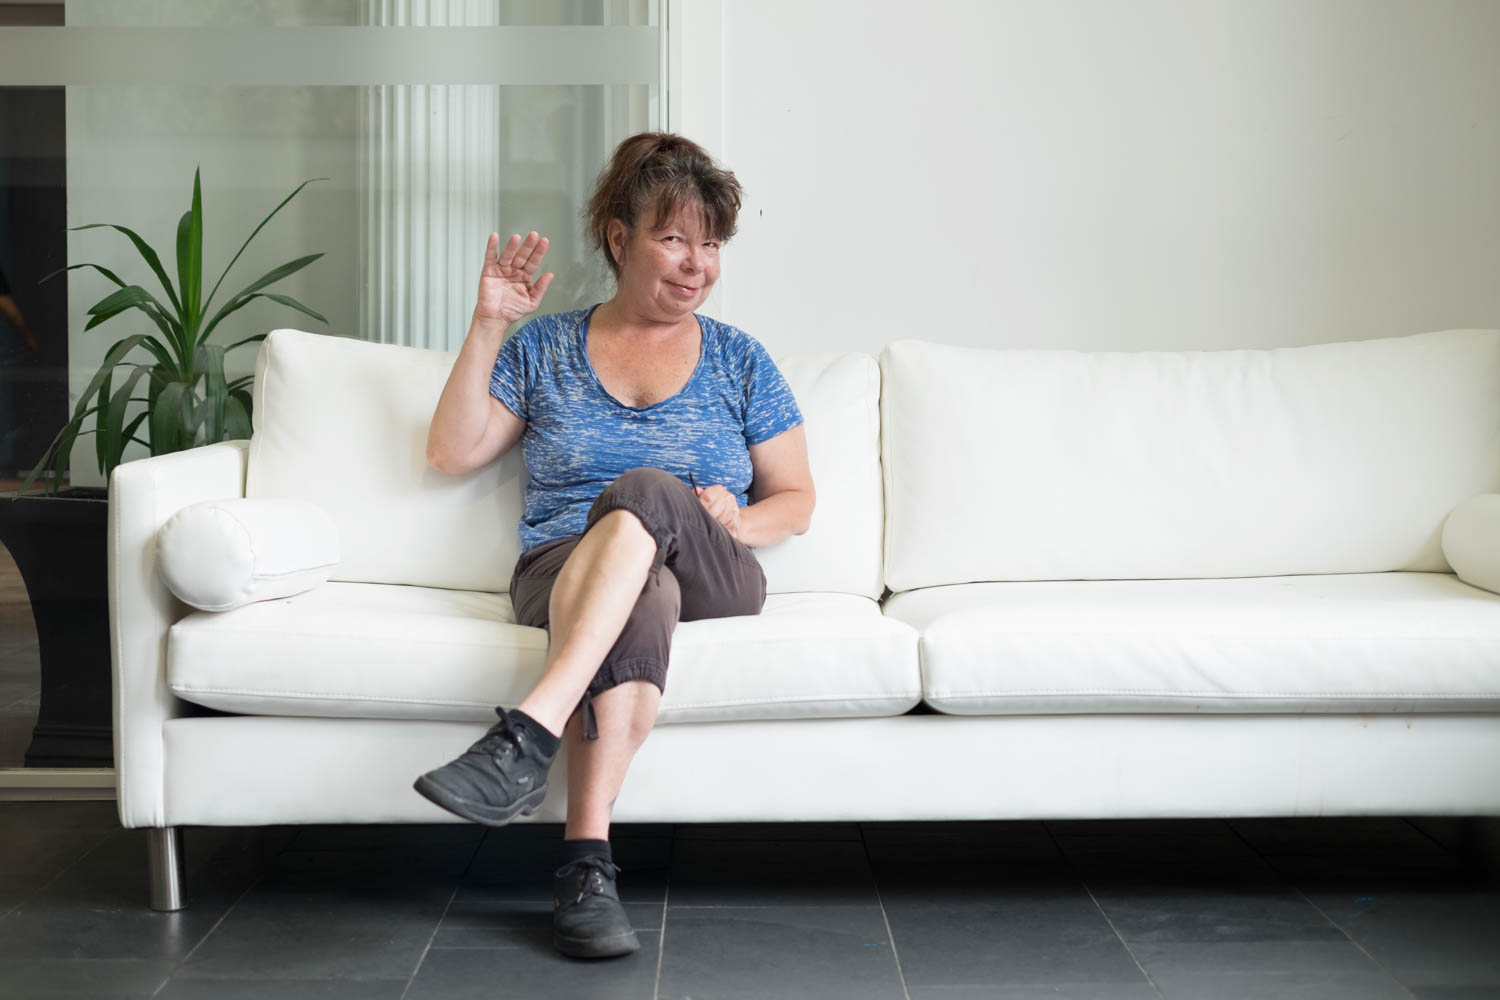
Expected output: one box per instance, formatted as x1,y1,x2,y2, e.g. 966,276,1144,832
412,774,546,826
554,927,641,959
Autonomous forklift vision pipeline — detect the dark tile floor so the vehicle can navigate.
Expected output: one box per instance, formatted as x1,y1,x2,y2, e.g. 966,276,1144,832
0,804,1497,1000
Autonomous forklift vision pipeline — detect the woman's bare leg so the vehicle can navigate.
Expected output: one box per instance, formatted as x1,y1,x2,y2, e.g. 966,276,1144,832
560,680,662,840
516,509,657,736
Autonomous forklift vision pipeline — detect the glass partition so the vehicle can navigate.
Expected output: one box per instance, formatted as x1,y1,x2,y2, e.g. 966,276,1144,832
0,0,663,769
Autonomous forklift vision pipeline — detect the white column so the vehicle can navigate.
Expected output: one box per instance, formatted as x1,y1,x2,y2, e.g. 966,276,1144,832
359,0,500,350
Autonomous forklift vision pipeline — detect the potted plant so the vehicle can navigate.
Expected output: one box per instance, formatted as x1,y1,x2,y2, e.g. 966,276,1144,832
0,168,327,766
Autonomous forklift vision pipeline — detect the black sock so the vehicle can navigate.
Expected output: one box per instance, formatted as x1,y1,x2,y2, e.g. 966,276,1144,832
508,708,561,755
556,837,612,867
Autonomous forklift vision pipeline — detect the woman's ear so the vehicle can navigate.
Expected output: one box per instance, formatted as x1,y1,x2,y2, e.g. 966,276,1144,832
607,219,629,268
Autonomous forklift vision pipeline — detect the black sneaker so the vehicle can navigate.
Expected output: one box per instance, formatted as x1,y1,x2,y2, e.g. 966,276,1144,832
553,856,641,958
413,707,556,826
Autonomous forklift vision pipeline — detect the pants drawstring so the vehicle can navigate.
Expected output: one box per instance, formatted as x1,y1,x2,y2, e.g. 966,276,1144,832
581,689,599,741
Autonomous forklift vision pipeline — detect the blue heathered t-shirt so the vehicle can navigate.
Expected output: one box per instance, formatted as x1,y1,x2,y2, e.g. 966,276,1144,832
489,305,804,556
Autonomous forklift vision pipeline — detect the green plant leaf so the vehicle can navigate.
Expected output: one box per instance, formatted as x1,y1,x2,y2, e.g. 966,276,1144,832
70,222,183,318
197,291,324,346
94,371,113,475
84,284,167,330
103,331,176,374
40,261,126,288
200,253,324,341
194,342,228,444
225,391,253,440
180,384,201,449
69,334,158,430
201,176,327,322
103,365,154,479
122,410,150,456
150,381,192,455
10,398,145,498
259,292,328,325
189,395,215,446
96,335,178,408
176,167,204,338
62,263,183,360
225,333,268,354
229,386,255,436
136,301,182,356
48,419,80,496
16,410,85,498
145,363,168,449
232,253,325,301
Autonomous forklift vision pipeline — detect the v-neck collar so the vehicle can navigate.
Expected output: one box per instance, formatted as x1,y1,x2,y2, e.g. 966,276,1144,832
579,304,707,413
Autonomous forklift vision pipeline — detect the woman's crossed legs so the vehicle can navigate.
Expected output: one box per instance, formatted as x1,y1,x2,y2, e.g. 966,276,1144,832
508,466,767,839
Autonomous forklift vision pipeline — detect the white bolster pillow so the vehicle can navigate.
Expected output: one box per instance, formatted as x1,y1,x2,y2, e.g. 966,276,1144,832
1442,494,1500,595
157,497,340,612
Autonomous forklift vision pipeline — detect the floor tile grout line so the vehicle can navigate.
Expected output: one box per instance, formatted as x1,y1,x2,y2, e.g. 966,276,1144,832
859,821,912,1000
1290,886,1419,1000
150,830,276,999
654,823,675,1000
1,817,122,921
398,827,493,1000
1041,820,1168,1000
1220,818,1420,1000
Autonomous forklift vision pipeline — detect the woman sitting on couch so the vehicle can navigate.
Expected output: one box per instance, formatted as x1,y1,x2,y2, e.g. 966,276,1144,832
414,132,816,959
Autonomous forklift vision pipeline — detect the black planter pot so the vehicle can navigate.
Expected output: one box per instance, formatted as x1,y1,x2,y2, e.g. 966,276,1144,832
0,485,113,768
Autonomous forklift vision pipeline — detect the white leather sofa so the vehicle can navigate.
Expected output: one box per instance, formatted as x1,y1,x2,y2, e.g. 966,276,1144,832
108,325,1500,911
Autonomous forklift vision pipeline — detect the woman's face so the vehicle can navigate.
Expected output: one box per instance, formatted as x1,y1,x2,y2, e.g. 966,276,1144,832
609,203,722,322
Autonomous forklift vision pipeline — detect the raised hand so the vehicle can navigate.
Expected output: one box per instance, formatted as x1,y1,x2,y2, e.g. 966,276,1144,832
474,231,554,328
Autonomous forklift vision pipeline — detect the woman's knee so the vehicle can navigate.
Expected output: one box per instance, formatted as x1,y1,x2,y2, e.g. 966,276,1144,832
586,467,683,551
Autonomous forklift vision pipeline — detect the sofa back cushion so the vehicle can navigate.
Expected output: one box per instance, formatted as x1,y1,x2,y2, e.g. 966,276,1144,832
247,328,881,597
880,328,1500,592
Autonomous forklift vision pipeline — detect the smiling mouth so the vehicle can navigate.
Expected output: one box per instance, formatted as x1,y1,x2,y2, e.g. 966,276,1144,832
669,282,699,294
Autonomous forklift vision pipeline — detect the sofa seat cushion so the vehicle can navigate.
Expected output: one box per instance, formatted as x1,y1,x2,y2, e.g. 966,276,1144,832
883,571,1500,715
167,582,920,725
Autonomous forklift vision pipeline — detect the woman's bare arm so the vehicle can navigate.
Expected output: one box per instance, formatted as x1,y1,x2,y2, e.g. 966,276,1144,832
427,231,551,474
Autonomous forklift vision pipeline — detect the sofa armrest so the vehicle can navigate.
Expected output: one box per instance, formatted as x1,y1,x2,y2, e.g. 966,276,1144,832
1442,493,1500,595
108,440,249,828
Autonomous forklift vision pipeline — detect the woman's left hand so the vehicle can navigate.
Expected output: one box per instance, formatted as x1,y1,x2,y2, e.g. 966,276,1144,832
694,483,742,541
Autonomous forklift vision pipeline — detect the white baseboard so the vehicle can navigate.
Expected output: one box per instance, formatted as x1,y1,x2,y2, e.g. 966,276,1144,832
0,768,116,800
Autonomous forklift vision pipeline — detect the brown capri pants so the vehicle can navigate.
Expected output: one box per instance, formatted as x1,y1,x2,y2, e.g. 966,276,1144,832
507,467,768,741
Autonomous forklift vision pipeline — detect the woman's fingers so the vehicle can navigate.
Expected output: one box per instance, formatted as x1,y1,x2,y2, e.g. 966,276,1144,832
515,233,549,274
530,271,555,303
697,484,736,527
493,231,550,276
494,232,523,271
510,231,536,269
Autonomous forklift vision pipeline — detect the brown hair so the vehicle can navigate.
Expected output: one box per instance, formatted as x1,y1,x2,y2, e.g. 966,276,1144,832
584,132,744,278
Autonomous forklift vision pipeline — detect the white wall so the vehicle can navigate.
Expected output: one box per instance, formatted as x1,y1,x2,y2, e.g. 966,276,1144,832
701,0,1500,356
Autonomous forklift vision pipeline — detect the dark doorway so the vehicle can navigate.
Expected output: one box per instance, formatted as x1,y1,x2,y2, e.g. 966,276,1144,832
1,3,67,486
0,85,67,483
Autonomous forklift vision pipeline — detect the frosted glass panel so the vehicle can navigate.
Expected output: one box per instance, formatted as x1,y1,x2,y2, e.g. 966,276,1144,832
0,0,661,490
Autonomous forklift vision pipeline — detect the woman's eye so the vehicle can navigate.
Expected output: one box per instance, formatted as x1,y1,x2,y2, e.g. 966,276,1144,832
663,235,680,243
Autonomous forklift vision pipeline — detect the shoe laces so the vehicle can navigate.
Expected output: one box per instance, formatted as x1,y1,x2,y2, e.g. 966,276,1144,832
555,857,622,905
468,707,533,764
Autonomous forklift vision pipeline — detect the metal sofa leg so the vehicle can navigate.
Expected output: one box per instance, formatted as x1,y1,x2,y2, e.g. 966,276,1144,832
147,827,185,911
